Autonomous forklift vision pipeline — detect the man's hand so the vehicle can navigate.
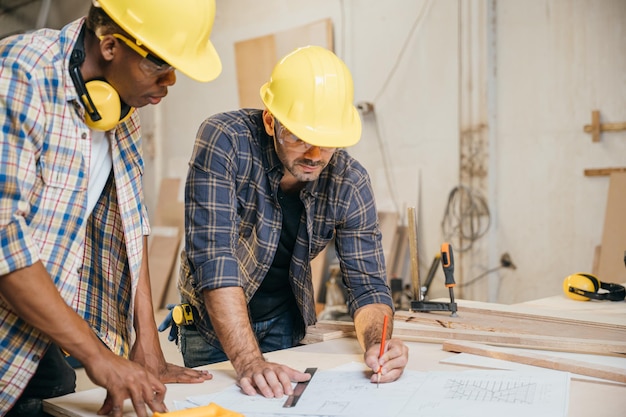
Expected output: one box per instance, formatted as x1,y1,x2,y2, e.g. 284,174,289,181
153,362,213,384
363,337,409,384
81,353,167,417
129,335,212,384
236,357,311,398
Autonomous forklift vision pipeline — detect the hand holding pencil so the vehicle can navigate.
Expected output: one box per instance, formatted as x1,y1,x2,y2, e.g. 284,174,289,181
376,315,389,387
357,306,409,386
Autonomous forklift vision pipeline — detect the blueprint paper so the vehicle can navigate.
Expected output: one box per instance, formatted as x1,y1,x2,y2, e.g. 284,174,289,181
183,362,569,417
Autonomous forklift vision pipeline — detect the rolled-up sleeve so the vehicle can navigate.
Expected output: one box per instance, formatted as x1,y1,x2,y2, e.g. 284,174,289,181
334,169,394,315
0,61,43,275
184,119,242,291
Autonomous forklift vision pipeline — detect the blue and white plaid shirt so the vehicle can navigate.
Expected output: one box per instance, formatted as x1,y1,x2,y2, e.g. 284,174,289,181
179,109,393,349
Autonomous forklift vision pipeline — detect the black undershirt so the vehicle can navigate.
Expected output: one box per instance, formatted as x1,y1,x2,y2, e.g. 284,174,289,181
248,187,304,321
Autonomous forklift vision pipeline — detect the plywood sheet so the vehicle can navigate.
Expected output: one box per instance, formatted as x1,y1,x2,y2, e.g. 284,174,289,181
234,19,333,109
148,226,180,309
597,172,626,283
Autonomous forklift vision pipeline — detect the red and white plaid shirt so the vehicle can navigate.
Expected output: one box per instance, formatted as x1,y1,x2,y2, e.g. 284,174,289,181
0,18,150,412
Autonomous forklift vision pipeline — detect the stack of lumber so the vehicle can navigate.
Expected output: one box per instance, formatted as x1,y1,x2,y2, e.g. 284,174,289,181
304,303,626,357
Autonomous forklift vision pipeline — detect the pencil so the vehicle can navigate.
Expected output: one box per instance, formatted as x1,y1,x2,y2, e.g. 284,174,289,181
376,315,388,388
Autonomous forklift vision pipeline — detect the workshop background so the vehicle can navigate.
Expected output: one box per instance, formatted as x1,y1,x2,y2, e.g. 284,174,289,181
2,0,625,305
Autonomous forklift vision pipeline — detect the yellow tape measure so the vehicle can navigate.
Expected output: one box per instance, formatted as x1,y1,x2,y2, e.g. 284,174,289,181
172,303,194,325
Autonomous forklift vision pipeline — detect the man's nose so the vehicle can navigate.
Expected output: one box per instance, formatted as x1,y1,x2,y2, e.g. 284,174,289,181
157,70,176,87
303,145,323,159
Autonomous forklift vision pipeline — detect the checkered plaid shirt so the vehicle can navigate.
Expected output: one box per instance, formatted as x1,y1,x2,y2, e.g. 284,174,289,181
0,19,149,412
179,109,393,349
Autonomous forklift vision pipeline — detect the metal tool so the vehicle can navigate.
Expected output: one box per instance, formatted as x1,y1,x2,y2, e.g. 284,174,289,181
283,368,317,408
421,253,442,298
410,242,458,317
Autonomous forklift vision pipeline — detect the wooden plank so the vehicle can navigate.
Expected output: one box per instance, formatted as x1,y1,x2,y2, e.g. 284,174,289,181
153,178,184,232
378,211,399,270
584,167,626,176
389,225,410,280
442,340,626,384
234,34,276,109
597,172,626,284
395,308,625,341
301,326,353,345
312,319,626,356
234,19,333,109
148,226,181,309
407,207,420,300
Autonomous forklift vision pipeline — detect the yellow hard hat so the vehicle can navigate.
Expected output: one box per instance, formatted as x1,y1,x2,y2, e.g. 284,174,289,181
98,0,222,82
260,45,361,148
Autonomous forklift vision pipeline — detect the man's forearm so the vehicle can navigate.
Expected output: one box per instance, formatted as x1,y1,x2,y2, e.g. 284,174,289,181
353,303,393,351
131,237,165,364
203,286,263,370
0,261,110,364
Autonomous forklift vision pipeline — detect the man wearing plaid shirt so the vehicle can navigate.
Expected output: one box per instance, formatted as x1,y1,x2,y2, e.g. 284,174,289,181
174,46,409,399
0,1,221,416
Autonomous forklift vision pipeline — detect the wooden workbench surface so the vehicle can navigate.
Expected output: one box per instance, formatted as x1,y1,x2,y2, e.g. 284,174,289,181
45,336,625,417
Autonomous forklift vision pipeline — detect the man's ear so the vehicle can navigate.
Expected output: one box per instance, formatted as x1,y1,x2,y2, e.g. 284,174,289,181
262,109,275,137
98,34,117,62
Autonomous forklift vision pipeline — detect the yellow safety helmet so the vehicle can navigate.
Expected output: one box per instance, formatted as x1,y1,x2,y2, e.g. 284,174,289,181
260,45,361,148
97,0,222,82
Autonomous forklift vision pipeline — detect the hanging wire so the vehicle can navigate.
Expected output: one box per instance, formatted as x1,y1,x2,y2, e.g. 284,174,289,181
441,185,490,253
373,0,435,103
354,0,435,215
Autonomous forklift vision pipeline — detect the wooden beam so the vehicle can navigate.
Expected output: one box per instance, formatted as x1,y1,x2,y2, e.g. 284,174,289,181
584,167,626,177
311,319,626,356
584,110,626,142
442,340,626,384
394,307,625,342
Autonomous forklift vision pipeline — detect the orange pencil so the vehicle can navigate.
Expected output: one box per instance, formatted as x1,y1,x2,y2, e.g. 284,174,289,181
376,315,388,388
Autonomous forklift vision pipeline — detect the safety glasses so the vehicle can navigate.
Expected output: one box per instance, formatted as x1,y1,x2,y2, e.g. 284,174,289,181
111,33,174,77
274,119,336,153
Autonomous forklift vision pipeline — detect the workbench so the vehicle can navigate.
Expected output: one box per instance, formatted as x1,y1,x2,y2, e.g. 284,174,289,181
43,294,625,417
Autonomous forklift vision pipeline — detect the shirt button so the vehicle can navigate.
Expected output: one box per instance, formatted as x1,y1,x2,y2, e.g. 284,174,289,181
32,354,40,362
81,132,87,139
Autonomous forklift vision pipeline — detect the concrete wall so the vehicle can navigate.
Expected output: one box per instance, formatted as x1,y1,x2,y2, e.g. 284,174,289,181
4,0,624,303
157,0,624,304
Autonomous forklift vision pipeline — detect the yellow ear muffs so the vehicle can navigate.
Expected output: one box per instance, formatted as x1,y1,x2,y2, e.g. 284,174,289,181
563,273,626,302
69,25,134,132
82,81,134,131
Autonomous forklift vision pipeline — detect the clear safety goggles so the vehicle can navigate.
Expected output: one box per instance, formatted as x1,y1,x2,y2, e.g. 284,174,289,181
275,119,336,153
111,33,174,77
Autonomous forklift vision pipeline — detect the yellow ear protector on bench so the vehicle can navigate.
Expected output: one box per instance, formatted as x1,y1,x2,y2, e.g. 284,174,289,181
69,26,133,131
563,273,626,301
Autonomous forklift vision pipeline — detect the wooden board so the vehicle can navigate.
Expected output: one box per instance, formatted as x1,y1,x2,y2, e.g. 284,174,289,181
378,211,399,270
147,226,180,309
393,307,625,341
442,340,626,383
235,19,333,109
153,178,184,232
309,319,626,356
597,172,626,283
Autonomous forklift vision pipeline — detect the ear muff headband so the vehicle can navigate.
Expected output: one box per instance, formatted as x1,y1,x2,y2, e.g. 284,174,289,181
563,273,626,302
69,26,133,131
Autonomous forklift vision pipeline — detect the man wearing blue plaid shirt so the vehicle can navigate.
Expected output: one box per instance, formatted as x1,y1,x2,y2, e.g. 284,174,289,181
175,46,409,399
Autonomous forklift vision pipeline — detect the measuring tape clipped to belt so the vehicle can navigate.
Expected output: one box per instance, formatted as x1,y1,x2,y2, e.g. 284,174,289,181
172,303,195,326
